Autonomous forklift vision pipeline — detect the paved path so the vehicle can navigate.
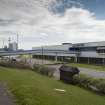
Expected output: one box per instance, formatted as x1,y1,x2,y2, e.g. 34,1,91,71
0,83,16,105
79,67,105,78
48,65,105,79
17,58,105,79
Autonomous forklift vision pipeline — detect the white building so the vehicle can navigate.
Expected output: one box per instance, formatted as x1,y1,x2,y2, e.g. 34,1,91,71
32,41,105,65
9,42,18,51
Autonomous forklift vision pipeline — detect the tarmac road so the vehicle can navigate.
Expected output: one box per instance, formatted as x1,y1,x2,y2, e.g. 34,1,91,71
16,58,105,79
48,64,105,79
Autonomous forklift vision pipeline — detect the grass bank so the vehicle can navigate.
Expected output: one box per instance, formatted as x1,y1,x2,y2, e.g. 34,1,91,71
0,67,105,105
68,63,105,71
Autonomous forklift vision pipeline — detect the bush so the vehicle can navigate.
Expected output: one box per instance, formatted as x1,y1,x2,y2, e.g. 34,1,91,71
33,64,55,77
0,60,55,77
91,79,105,93
0,61,32,69
74,74,105,94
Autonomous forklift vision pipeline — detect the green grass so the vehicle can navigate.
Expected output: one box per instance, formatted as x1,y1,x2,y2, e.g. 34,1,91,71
67,63,105,71
17,54,32,58
0,67,105,105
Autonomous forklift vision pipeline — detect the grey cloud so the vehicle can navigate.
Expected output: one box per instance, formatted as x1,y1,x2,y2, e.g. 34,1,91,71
0,0,105,49
0,0,54,28
0,18,19,26
0,31,17,35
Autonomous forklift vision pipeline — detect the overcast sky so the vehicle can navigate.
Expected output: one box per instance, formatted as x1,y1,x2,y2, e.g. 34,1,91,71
0,0,105,49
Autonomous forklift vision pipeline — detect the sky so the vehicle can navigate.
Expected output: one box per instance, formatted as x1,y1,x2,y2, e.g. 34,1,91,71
0,0,105,49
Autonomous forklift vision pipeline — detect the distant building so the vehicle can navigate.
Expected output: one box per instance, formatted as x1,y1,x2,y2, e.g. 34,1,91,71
32,41,105,65
9,42,18,51
4,45,8,51
0,48,4,52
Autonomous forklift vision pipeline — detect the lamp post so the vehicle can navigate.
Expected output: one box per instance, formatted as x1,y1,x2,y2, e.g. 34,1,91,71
55,52,58,62
17,33,19,50
42,46,44,65
2,38,5,49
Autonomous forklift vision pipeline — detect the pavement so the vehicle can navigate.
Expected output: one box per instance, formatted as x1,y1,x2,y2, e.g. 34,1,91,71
48,64,105,79
19,58,105,79
79,67,105,78
0,83,16,105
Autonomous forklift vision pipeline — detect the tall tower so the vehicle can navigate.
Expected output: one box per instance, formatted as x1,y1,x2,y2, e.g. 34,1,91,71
17,33,19,50
8,37,11,45
8,37,11,50
2,38,5,48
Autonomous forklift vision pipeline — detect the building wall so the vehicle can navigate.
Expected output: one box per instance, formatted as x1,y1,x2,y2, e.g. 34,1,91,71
77,57,105,65
80,51,105,58
32,41,105,65
9,42,18,51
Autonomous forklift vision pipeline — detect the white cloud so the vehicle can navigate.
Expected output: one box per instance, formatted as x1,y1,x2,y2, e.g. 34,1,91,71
0,0,105,49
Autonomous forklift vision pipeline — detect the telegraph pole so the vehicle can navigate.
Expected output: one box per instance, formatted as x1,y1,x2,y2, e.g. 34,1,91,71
2,38,5,48
8,37,11,61
42,46,44,65
8,37,11,45
17,33,19,50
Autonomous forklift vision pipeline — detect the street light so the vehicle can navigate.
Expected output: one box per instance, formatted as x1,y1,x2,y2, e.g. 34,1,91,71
42,46,44,65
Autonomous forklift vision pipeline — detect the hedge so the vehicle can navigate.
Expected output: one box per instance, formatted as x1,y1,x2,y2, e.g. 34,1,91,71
74,74,105,94
0,61,31,69
0,61,55,77
33,64,55,77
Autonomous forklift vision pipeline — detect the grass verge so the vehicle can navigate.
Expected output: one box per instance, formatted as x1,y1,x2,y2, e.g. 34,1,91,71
0,67,105,105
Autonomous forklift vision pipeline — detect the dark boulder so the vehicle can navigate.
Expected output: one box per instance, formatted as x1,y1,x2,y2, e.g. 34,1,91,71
59,65,80,84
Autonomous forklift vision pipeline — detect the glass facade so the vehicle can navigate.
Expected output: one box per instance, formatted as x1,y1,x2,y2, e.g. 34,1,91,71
69,47,97,52
97,49,105,53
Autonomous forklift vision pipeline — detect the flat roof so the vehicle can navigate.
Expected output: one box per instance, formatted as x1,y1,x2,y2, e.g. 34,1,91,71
73,41,105,47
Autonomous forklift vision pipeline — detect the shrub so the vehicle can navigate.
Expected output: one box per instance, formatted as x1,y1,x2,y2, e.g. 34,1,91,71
33,64,55,77
74,74,105,94
90,79,105,93
0,61,55,77
0,61,31,69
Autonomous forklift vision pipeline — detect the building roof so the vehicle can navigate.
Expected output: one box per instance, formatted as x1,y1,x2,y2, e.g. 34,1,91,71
73,41,105,47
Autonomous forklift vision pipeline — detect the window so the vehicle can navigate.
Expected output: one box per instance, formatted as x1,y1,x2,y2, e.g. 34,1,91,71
97,49,105,53
80,47,96,51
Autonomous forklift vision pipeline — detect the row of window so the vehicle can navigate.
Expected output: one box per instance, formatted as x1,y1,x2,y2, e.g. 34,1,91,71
69,47,105,53
69,47,97,52
97,49,105,53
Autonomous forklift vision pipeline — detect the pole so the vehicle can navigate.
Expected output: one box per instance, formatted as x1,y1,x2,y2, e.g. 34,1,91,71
8,37,11,44
55,52,58,62
2,39,5,48
17,33,19,50
8,37,11,50
42,46,44,65
102,58,104,66
75,56,77,63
